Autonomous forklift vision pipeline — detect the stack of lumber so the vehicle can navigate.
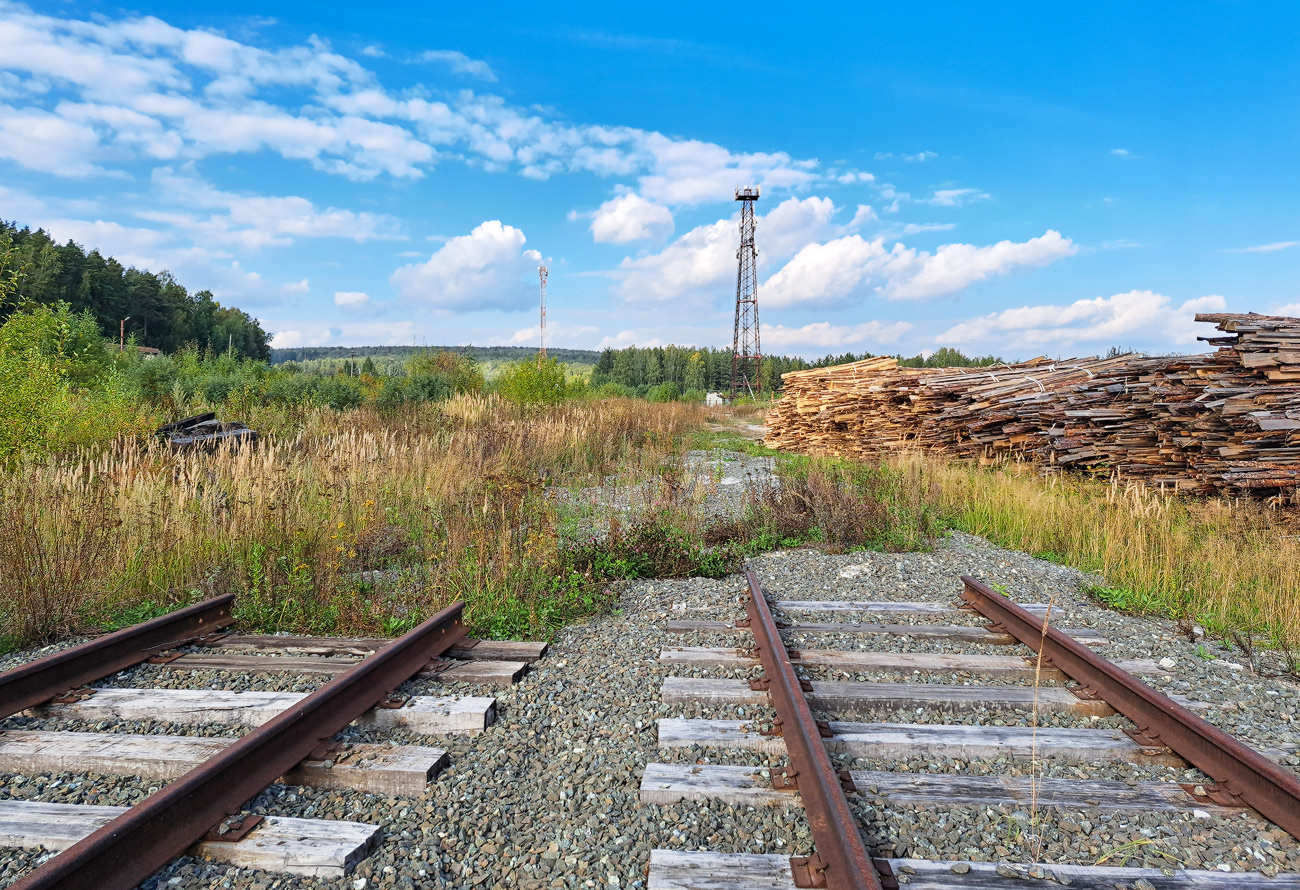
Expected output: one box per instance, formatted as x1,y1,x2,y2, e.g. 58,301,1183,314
764,313,1300,499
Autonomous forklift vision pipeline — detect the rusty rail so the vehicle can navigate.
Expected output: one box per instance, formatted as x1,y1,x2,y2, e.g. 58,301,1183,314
961,575,1300,839
11,601,468,890
745,570,880,890
0,593,235,720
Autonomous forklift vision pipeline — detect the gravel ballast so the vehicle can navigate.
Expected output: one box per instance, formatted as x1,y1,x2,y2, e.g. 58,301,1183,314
3,446,1300,887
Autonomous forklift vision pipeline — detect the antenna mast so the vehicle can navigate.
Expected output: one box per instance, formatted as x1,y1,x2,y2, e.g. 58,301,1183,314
730,186,762,398
538,265,548,366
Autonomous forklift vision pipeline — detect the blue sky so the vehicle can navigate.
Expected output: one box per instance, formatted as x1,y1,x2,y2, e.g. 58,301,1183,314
1,1,1297,359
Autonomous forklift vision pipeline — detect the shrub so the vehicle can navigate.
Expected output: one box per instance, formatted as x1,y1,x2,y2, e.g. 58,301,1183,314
316,375,365,410
647,381,682,403
496,357,568,406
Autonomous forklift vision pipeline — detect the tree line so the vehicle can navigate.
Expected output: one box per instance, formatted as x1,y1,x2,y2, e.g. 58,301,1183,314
589,345,1003,394
0,221,270,361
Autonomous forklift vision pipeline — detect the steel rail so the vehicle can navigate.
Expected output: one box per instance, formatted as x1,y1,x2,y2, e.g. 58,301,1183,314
10,600,468,890
745,570,880,890
0,593,235,720
961,575,1300,839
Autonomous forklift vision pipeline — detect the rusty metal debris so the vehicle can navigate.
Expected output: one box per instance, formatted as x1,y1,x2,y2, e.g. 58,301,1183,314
961,575,1300,839
744,570,880,890
157,411,258,450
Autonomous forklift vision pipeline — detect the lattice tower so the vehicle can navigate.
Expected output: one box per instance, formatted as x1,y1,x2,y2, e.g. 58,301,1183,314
731,186,761,397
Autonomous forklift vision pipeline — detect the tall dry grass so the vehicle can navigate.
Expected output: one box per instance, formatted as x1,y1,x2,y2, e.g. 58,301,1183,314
892,451,1300,661
0,395,707,651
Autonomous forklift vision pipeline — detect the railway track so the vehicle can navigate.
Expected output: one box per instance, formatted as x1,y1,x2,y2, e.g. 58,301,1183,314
0,598,545,889
647,571,1300,889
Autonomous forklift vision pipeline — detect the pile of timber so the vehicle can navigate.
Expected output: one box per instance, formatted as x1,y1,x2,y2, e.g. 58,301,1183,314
765,313,1300,499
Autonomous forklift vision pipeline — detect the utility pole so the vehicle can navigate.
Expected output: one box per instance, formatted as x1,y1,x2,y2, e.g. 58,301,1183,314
538,265,548,366
120,316,130,353
730,187,762,398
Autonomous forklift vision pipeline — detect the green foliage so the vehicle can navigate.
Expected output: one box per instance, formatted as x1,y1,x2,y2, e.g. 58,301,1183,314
0,221,270,360
496,357,569,406
0,302,151,461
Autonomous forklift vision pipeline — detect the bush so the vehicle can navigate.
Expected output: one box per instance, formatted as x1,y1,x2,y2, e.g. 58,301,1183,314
316,376,365,410
496,357,568,406
647,381,681,403
264,373,319,406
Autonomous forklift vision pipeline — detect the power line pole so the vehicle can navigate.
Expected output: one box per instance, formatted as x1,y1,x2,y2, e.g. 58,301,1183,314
538,265,548,366
730,186,761,398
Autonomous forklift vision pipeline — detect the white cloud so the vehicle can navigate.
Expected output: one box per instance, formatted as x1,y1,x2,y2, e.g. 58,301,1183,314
144,167,405,248
937,291,1228,350
904,151,937,162
596,330,663,349
0,4,836,199
614,196,844,304
902,222,957,234
334,291,370,307
928,188,989,207
267,319,417,348
835,171,876,184
1110,148,1132,157
360,45,385,58
508,320,599,345
419,50,497,82
390,220,543,312
1225,241,1298,254
763,229,1076,307
764,320,913,349
586,193,674,243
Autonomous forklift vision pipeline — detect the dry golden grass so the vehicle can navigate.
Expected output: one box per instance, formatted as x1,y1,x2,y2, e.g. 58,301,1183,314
892,451,1300,660
0,395,707,650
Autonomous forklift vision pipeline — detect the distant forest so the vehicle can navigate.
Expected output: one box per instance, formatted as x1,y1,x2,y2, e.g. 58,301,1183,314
270,344,602,364
0,221,270,360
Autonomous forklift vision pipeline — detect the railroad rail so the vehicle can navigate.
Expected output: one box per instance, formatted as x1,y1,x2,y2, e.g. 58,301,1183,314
743,569,880,890
0,600,553,889
0,593,235,720
961,575,1300,840
649,571,1300,889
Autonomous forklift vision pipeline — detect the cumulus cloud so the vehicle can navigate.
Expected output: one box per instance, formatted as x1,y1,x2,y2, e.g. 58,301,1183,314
390,220,542,312
419,50,496,82
334,291,370,307
763,230,1076,308
585,193,674,243
937,291,1228,350
614,196,845,304
763,320,913,349
596,330,664,349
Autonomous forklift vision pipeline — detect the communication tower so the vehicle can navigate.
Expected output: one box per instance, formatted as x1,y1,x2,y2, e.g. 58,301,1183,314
730,187,762,397
538,265,548,365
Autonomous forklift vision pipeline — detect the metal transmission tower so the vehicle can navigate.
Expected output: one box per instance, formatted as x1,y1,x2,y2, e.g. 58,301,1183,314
730,186,762,397
537,265,548,365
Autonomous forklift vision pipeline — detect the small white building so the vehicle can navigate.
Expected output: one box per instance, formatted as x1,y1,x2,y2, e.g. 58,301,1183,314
704,392,727,407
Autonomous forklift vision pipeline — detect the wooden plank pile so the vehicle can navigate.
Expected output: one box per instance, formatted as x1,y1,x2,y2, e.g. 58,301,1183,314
764,313,1300,499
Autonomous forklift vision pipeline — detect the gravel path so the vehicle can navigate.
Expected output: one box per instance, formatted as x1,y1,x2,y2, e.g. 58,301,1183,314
3,442,1300,887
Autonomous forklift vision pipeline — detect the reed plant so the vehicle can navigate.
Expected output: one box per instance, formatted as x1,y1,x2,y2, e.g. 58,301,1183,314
891,452,1300,663
0,395,707,651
